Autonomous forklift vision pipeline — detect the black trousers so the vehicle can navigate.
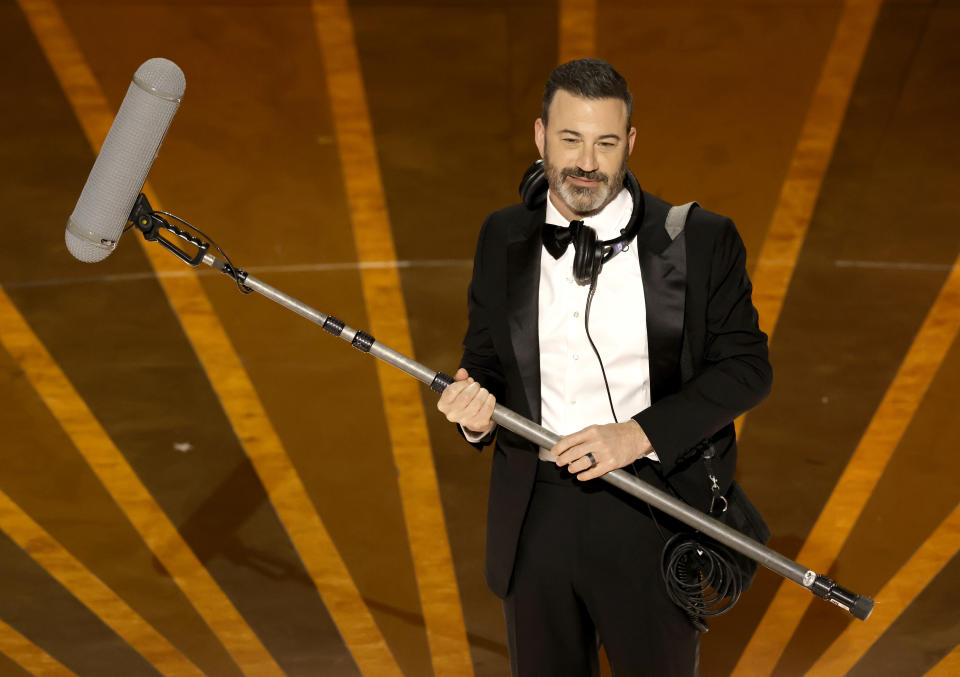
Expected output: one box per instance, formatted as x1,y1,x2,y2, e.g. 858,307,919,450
503,461,699,677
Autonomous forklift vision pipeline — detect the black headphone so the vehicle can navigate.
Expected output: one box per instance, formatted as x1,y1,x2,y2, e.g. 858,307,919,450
519,159,645,285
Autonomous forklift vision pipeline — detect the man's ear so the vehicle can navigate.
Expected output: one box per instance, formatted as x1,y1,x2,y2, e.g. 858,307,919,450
627,126,637,155
534,118,545,158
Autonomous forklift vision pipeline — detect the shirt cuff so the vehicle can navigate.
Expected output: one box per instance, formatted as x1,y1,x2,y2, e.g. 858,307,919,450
461,423,497,443
645,450,661,463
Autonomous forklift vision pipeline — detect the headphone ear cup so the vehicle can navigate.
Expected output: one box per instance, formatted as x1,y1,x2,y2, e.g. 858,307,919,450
572,224,601,285
519,160,547,208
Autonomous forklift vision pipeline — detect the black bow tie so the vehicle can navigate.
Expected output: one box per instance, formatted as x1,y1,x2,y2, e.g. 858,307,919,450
542,220,585,259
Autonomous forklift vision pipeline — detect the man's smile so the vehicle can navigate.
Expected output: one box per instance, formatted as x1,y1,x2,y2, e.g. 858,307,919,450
565,175,603,187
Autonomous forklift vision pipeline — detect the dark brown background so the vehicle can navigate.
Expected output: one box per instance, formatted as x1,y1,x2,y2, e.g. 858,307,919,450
1,0,958,675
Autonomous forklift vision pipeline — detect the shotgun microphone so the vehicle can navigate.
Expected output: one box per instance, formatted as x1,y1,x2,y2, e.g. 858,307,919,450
65,57,185,263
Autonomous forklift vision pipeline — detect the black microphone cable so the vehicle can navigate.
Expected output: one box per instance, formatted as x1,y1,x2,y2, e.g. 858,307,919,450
582,265,669,543
583,271,618,424
661,533,742,632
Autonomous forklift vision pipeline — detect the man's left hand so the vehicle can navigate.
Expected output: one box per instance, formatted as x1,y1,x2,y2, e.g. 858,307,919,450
550,421,653,481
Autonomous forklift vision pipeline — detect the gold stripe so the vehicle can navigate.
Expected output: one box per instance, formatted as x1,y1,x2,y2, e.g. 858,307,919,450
736,255,960,676
310,2,474,675
926,643,960,676
24,1,407,673
137,215,404,676
16,1,383,674
808,501,960,676
0,282,281,676
559,0,597,63
734,2,882,669
0,490,202,676
0,617,76,677
750,0,881,342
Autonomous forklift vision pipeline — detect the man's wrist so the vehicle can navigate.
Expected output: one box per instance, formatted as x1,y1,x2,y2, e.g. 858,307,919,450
461,422,496,443
628,420,659,462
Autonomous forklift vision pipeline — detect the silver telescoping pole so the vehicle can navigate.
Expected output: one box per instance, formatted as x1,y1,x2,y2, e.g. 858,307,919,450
199,250,872,621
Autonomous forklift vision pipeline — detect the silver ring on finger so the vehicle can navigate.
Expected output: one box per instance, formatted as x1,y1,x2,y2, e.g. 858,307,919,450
585,452,597,469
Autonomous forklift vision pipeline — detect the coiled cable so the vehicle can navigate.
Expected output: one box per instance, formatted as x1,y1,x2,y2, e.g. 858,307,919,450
661,533,743,632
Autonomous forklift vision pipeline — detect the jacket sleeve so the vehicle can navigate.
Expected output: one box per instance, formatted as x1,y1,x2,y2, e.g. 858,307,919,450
456,215,506,450
633,218,772,472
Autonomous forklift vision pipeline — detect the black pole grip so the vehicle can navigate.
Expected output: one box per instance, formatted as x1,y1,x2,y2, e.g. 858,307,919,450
351,330,375,353
810,575,874,620
430,371,455,394
322,316,345,337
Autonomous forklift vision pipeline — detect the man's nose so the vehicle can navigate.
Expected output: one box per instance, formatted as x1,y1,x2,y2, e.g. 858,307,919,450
577,144,598,172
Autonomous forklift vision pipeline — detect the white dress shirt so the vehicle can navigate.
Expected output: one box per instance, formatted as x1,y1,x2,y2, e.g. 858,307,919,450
536,188,657,462
465,187,658,464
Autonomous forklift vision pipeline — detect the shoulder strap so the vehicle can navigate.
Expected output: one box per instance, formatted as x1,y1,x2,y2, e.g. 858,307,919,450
665,201,698,241
665,201,698,384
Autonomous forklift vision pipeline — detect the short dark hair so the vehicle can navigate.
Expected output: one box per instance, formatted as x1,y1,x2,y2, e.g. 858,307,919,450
541,58,632,129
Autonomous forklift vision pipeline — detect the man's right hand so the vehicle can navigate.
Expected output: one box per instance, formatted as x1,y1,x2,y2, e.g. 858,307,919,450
437,368,496,436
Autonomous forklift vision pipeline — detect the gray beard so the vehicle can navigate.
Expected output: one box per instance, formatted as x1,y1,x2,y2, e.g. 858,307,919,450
543,149,628,218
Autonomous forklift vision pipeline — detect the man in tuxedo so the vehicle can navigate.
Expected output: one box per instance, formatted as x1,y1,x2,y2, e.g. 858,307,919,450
438,58,771,676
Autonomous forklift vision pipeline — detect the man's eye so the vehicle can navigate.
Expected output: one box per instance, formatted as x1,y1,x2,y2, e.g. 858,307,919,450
598,142,616,149
562,138,579,144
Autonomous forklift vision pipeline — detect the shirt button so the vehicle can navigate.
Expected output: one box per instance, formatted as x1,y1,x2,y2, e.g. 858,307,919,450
570,399,577,405
573,311,580,318
573,354,580,360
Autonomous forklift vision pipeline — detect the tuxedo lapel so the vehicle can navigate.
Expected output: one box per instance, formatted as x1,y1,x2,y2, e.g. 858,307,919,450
506,208,544,423
637,194,687,403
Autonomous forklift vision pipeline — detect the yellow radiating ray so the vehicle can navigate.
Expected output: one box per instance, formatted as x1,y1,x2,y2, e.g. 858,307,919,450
0,617,76,677
733,0,881,442
17,0,396,674
733,0,881,668
559,0,596,63
807,501,960,676
750,0,882,343
736,254,960,677
926,642,960,676
310,2,474,675
137,219,405,677
0,489,202,676
0,283,280,676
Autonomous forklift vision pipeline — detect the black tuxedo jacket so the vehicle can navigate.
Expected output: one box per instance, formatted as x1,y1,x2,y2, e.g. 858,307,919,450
460,191,772,598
